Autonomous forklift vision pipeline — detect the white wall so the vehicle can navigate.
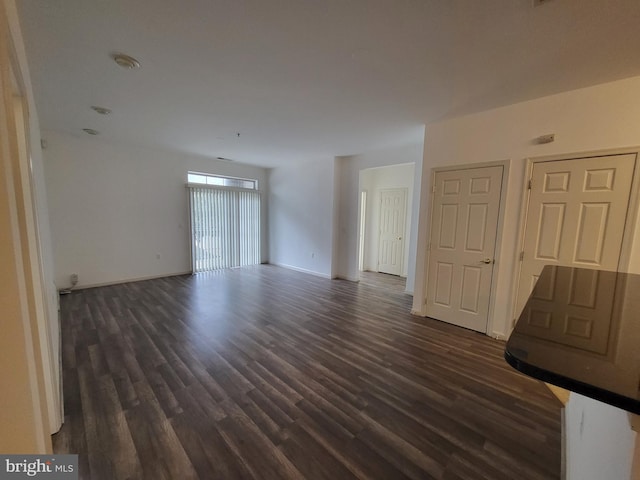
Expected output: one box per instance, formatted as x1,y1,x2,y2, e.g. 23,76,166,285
360,163,415,277
335,142,423,292
45,129,423,289
267,158,336,277
565,393,636,480
414,75,640,338
43,130,269,288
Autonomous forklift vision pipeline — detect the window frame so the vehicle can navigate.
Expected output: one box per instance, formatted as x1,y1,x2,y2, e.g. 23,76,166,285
187,171,259,191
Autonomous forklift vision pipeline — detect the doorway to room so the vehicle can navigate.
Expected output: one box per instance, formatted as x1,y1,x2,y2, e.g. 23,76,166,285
357,163,415,292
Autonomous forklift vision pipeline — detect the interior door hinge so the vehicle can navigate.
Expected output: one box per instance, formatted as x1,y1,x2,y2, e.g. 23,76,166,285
527,179,532,190
519,251,525,261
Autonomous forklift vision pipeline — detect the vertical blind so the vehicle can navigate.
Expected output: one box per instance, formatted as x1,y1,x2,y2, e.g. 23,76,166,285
189,186,261,272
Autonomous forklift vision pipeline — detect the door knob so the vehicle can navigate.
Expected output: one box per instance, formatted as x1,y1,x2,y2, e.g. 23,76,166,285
481,258,493,264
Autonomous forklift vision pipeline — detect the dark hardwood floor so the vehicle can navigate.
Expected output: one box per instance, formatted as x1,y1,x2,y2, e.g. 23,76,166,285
358,270,407,294
54,265,562,480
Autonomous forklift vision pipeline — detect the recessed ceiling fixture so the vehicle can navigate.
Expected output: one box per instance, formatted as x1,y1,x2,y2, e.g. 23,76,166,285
83,128,99,135
111,53,140,69
91,105,112,115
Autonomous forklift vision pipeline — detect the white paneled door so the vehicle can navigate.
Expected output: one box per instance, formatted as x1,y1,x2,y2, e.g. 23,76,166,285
378,188,407,276
426,166,504,332
514,154,636,318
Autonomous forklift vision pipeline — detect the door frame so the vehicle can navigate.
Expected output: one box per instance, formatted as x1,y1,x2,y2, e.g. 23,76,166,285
358,190,367,272
1,0,59,448
424,160,510,335
510,147,640,329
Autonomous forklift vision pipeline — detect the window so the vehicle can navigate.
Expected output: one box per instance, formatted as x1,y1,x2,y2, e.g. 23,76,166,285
187,173,261,272
188,172,257,190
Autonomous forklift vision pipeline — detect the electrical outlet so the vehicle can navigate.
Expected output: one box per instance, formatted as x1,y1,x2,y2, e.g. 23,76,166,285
70,273,78,285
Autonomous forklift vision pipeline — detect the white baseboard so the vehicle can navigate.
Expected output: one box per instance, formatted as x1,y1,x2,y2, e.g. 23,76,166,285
492,331,507,340
335,274,360,282
268,262,331,279
69,271,192,290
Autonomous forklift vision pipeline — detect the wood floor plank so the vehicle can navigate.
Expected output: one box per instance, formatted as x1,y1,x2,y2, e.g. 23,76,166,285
53,265,562,479
215,408,304,480
278,423,359,480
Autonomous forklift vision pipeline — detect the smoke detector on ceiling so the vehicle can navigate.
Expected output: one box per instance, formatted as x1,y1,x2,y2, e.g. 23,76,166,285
111,53,141,69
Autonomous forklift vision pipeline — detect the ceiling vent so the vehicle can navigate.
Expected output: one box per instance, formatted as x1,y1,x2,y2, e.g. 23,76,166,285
91,106,112,115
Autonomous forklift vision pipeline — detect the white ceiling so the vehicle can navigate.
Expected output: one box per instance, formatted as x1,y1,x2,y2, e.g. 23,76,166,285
17,0,640,168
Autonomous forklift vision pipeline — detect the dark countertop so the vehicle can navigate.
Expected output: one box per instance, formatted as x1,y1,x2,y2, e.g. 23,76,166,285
505,265,640,414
